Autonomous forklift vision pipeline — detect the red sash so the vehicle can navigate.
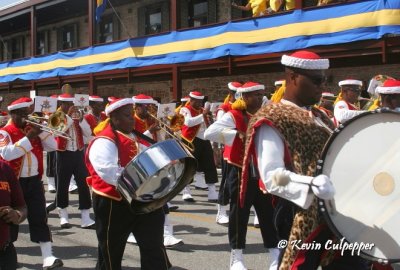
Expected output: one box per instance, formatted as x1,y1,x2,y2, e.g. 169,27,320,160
85,113,107,135
0,122,44,178
225,110,250,168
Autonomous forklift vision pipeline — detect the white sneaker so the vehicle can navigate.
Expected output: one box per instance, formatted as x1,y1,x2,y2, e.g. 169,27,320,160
47,177,56,193
164,225,183,248
230,249,247,270
268,248,281,270
253,213,260,228
193,172,208,190
207,184,218,202
69,177,78,193
216,204,229,225
43,256,63,269
81,209,95,229
58,208,71,229
182,186,195,202
127,233,137,244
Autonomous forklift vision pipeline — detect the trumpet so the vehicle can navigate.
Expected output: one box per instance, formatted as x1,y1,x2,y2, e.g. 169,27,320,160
147,113,195,152
24,111,72,140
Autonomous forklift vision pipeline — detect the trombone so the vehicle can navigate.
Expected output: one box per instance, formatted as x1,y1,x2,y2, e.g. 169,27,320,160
147,113,195,152
24,111,72,140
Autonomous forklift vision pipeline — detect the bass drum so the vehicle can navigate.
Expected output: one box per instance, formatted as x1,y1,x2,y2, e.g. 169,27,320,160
117,139,197,214
317,109,400,264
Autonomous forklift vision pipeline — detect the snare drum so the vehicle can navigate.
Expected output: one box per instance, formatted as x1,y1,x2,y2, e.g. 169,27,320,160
317,110,400,264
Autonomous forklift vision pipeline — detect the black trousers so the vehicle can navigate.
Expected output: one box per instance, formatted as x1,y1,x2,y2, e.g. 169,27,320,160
227,164,279,249
218,159,230,205
19,176,52,243
56,150,91,209
46,151,56,178
0,243,17,270
92,193,171,270
192,137,218,184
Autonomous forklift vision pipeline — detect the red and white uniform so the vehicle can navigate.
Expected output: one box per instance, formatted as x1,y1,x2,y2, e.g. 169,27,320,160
333,100,365,125
86,124,146,200
179,104,207,142
0,122,56,178
56,116,92,151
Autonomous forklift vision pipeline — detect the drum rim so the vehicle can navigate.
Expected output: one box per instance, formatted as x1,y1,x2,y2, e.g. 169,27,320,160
316,108,400,264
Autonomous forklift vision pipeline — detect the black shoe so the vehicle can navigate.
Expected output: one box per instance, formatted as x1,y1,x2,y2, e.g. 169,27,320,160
48,190,56,194
168,205,179,212
60,223,72,229
43,258,63,270
46,202,56,214
194,186,208,191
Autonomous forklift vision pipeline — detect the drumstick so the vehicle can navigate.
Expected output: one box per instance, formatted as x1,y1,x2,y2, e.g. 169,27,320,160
272,171,319,187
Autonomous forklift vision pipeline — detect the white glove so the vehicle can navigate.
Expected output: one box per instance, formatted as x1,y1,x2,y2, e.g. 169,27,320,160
311,174,335,200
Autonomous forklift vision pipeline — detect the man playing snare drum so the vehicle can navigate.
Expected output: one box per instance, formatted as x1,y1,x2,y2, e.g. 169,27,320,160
85,98,171,270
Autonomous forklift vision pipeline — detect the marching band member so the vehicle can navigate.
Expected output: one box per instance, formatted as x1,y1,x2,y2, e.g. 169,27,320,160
316,92,336,119
179,91,219,203
213,81,241,225
86,98,171,270
376,79,400,111
84,95,106,142
132,94,161,141
130,94,183,248
205,82,275,270
55,93,95,229
0,160,27,270
240,51,367,269
334,79,366,125
0,97,63,269
0,96,10,128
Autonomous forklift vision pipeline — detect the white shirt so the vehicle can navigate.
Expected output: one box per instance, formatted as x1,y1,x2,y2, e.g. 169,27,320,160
0,129,57,177
334,100,365,124
63,116,92,151
204,111,239,146
254,100,319,209
88,134,146,186
179,107,206,140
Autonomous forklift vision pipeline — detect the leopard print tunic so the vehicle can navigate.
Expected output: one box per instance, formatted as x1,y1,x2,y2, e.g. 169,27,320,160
245,102,333,269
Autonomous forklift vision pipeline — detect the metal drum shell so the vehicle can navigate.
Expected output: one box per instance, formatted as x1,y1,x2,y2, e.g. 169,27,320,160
117,139,197,214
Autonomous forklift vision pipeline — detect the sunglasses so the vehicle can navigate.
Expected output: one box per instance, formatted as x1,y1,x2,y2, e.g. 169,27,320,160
296,71,327,86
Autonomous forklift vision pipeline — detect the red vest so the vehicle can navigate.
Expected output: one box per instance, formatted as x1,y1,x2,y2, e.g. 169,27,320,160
85,125,138,200
181,105,202,142
134,114,158,142
225,110,251,168
84,112,107,135
56,119,84,151
0,122,44,178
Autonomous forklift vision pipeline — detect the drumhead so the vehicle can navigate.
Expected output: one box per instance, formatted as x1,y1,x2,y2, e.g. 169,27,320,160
318,110,400,263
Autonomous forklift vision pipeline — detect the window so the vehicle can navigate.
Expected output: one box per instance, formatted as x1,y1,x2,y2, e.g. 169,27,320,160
1,36,25,61
37,31,49,55
98,15,119,43
191,0,208,26
184,0,216,28
146,7,162,35
138,1,170,36
57,24,78,50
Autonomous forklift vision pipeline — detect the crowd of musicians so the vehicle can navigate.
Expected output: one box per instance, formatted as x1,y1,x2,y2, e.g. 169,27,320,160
1,50,399,270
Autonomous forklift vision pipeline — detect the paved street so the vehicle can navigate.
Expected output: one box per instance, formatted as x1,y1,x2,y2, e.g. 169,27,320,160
15,182,274,270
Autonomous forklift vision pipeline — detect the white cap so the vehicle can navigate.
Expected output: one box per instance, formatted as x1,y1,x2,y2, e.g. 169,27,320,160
189,91,204,100
338,79,363,87
105,98,134,116
281,50,329,70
